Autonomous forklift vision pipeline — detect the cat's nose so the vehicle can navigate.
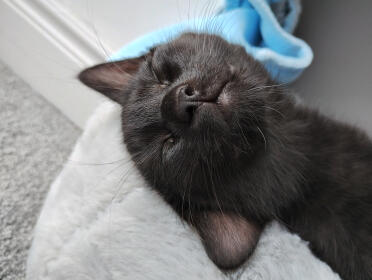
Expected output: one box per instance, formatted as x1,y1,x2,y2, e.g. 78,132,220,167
178,84,198,99
161,83,222,125
178,84,220,102
161,84,203,124
175,84,202,123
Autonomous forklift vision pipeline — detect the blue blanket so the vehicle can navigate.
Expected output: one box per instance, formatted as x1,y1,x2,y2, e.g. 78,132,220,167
110,0,313,83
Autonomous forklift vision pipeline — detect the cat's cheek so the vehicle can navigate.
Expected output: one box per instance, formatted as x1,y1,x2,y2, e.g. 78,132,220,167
216,93,233,122
217,90,231,107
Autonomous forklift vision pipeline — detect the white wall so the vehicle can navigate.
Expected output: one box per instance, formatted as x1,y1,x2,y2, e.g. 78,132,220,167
59,0,224,54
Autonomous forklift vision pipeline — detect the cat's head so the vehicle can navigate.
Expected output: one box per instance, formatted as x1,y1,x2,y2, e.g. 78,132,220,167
79,33,275,209
80,32,286,270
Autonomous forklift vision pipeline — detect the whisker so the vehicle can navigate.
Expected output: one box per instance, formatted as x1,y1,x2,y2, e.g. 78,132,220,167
67,158,127,166
247,83,287,93
262,105,285,119
256,126,267,151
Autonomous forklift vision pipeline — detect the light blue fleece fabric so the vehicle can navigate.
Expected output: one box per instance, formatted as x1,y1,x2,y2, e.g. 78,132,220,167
110,0,313,83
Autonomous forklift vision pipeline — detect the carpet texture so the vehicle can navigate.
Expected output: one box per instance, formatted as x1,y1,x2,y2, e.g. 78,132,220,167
0,60,81,280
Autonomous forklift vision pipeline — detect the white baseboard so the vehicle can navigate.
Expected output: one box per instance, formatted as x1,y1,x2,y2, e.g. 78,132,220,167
0,0,110,128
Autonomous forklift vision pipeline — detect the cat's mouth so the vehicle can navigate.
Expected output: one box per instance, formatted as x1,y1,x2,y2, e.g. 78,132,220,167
190,95,231,128
161,81,232,129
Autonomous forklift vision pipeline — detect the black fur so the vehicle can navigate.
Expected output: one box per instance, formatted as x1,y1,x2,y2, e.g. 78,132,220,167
79,33,372,279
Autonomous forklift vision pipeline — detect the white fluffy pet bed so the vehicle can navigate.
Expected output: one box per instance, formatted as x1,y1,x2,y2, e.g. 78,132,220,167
26,102,340,280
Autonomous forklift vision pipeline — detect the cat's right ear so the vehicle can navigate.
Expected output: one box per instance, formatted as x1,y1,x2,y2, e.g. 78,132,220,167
78,56,145,104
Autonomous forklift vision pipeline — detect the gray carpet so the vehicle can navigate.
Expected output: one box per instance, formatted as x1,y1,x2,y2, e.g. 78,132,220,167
0,60,81,280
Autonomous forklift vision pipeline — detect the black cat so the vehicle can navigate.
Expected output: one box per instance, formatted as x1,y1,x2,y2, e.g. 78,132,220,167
79,33,372,280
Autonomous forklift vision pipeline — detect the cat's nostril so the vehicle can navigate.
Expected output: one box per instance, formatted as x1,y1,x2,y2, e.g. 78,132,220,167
179,85,195,97
184,86,194,96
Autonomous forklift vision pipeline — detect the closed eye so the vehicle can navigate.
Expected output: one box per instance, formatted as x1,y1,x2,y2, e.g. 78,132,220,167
148,60,161,82
149,61,170,87
162,134,177,157
148,51,180,86
164,134,175,145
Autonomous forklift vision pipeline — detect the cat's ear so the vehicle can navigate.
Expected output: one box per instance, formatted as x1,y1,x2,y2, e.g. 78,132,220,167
78,56,145,103
192,212,262,270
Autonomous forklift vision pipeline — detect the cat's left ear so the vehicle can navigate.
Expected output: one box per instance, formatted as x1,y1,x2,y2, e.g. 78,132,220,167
78,56,145,104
